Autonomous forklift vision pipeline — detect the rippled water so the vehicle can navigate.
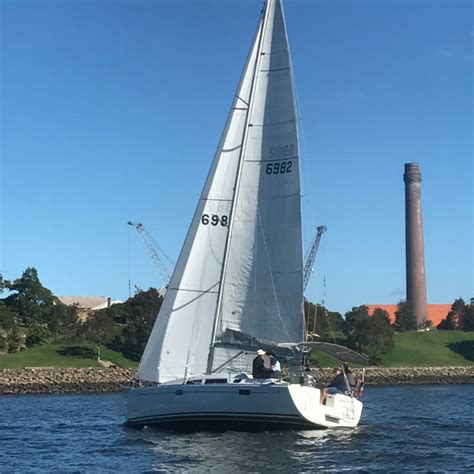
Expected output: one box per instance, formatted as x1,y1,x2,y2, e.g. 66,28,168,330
1,385,473,472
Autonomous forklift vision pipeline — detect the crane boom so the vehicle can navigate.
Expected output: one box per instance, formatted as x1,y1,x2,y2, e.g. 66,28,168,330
128,221,171,283
303,225,327,291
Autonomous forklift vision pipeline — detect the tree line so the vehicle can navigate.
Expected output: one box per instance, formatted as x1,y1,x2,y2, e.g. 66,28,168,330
1,267,472,364
0,267,162,360
305,298,474,363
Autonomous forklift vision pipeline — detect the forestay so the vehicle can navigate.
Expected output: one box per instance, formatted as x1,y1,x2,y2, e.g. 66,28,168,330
138,0,303,383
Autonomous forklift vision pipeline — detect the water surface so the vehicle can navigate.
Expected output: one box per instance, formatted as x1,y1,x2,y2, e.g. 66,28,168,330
1,385,473,472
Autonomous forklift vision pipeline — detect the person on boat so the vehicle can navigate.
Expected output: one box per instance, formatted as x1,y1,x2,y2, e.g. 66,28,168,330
252,349,271,379
320,367,348,404
342,363,356,391
266,350,282,379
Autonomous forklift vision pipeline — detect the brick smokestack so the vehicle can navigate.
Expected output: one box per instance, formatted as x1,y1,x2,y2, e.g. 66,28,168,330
404,163,428,324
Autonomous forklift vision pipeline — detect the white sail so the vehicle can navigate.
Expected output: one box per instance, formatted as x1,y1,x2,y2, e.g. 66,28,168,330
138,12,264,383
138,0,303,383
213,0,304,369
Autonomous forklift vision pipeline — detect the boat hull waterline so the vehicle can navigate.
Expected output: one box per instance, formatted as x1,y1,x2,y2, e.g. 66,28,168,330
127,383,362,430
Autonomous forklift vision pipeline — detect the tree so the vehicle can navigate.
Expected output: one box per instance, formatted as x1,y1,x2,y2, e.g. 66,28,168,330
461,304,474,331
0,301,23,353
8,326,23,353
372,307,391,325
3,267,57,326
105,288,163,361
394,301,418,332
438,298,466,330
81,311,120,360
437,313,459,330
343,305,371,352
304,301,343,340
26,321,51,347
49,303,80,342
0,302,19,332
343,305,394,363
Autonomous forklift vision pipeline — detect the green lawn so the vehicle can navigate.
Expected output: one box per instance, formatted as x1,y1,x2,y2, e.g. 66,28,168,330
0,343,138,369
380,330,474,367
1,331,473,369
310,330,474,367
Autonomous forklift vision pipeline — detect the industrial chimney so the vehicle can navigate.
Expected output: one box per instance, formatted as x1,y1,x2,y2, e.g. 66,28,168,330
404,163,428,325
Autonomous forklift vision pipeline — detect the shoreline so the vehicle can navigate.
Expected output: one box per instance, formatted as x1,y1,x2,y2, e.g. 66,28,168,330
0,366,473,395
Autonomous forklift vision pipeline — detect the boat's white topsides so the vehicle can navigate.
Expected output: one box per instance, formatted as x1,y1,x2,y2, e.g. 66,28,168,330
127,377,362,429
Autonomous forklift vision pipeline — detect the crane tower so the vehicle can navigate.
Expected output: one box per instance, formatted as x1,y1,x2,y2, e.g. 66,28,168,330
128,221,171,284
303,225,327,291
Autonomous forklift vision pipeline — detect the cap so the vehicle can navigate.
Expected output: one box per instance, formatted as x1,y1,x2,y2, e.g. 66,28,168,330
256,349,265,356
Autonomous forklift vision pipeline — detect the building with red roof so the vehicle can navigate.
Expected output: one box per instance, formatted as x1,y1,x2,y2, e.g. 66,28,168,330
366,304,452,327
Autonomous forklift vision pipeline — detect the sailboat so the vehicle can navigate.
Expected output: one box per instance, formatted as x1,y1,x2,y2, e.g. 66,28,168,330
127,0,368,430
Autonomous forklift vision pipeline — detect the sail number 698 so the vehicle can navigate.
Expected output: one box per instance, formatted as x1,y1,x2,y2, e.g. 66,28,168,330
201,214,228,226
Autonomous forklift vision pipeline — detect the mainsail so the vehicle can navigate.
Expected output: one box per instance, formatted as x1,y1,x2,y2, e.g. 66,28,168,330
138,0,303,383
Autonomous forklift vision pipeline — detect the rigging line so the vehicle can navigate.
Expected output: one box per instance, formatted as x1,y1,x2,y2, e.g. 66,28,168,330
236,95,249,106
171,282,220,312
127,224,131,299
312,302,317,336
321,272,337,344
281,0,306,340
183,286,206,383
290,36,317,260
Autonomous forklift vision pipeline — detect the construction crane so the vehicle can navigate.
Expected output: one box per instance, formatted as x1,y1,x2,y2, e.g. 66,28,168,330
128,221,172,284
303,225,327,291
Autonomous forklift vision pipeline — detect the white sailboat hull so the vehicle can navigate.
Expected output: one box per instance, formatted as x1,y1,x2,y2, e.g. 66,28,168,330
127,383,363,430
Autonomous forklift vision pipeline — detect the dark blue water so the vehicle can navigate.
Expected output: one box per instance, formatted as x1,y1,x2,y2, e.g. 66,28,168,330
1,385,473,472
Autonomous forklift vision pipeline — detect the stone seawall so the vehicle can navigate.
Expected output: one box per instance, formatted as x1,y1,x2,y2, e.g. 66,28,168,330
0,368,135,395
313,366,474,386
0,366,473,395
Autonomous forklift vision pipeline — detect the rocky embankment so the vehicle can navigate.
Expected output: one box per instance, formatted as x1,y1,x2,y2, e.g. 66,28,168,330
0,366,473,395
0,367,135,395
313,366,474,386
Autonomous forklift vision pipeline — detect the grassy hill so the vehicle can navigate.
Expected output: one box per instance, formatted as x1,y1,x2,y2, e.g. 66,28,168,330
0,343,138,369
380,330,474,367
0,331,473,369
311,330,474,367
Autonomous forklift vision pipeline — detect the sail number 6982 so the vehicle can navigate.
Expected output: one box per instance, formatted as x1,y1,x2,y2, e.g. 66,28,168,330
265,161,293,175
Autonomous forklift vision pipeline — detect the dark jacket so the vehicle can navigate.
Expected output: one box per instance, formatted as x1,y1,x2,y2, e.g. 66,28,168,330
328,373,347,392
252,356,268,379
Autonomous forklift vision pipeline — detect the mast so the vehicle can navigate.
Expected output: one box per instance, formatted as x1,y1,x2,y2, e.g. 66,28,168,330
206,1,270,374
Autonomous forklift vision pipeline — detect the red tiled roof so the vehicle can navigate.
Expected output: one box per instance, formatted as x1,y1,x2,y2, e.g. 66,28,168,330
366,304,452,326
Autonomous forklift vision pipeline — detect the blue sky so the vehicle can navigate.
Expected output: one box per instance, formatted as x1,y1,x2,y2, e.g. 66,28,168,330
1,0,472,315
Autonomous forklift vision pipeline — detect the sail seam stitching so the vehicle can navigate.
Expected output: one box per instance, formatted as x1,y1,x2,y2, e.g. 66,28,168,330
201,198,233,202
249,118,295,127
168,288,219,294
260,67,290,72
245,156,298,162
